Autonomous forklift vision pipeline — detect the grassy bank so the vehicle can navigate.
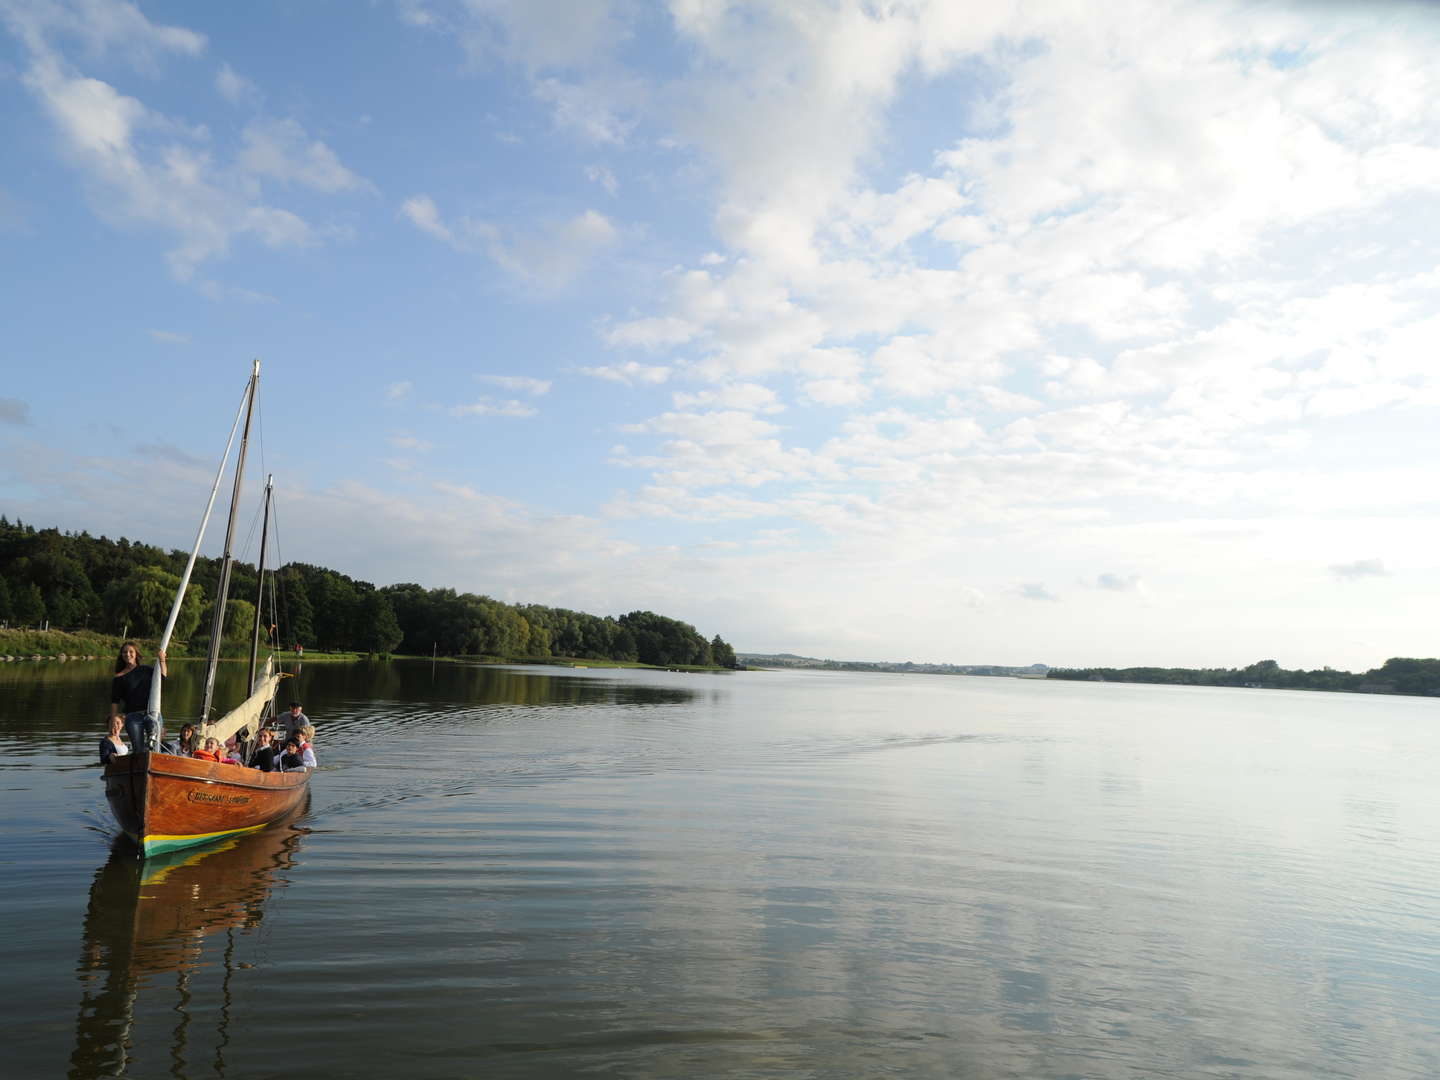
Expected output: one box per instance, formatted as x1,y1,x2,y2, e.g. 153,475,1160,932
405,653,730,672
0,630,733,672
0,627,134,659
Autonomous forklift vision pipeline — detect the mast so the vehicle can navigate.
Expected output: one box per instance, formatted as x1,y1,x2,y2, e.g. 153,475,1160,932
200,359,260,725
247,475,274,692
141,379,254,748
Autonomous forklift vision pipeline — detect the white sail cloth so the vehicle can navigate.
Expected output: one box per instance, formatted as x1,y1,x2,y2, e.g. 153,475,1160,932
202,657,280,746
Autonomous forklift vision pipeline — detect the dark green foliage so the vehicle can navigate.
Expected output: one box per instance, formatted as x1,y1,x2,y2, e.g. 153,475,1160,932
357,590,403,654
0,517,734,665
103,565,204,639
617,611,712,666
278,568,315,646
1049,657,1440,697
14,581,46,626
711,635,737,669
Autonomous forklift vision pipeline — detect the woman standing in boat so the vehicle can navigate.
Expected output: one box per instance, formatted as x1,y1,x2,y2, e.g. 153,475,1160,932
108,642,167,753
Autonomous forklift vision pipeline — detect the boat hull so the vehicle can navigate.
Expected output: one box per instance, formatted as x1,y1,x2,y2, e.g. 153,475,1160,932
104,752,309,857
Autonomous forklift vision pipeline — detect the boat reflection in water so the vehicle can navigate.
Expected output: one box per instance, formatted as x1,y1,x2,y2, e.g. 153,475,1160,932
69,802,307,1079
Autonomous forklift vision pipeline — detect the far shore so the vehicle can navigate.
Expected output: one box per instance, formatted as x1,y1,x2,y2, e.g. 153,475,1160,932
0,628,735,673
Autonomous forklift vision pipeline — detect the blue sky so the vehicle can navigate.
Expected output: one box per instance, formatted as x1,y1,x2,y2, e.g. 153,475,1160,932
3,0,1440,670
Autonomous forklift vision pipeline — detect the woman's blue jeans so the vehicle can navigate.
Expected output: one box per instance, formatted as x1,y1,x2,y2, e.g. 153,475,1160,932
123,711,162,752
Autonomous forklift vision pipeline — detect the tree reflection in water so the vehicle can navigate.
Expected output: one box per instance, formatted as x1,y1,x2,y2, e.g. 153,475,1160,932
69,804,307,1079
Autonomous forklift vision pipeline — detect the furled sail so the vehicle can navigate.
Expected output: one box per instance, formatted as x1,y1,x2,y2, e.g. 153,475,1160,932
202,657,281,747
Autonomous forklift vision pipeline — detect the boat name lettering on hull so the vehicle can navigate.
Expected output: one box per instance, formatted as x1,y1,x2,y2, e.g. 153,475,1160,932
186,791,253,806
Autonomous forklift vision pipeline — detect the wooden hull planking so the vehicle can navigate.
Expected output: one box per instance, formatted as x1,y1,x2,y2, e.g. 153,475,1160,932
104,752,309,857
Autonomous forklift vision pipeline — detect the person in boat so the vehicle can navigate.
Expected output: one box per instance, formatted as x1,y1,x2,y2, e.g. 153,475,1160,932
172,722,198,757
250,728,279,772
99,715,129,765
296,725,317,767
109,641,167,753
282,701,309,739
192,736,224,763
277,736,316,772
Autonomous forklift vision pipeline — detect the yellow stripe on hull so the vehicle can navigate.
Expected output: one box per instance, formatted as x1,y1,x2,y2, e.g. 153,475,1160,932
142,823,268,857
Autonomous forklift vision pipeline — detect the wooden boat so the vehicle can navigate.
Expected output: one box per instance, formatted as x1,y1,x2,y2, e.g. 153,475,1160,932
102,360,310,857
104,752,308,856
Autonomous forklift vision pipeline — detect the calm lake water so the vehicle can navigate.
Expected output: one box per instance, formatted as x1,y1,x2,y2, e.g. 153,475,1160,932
3,659,1440,1079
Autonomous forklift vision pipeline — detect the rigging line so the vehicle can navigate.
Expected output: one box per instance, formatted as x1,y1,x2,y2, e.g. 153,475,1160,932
235,498,264,566
256,393,268,506
269,487,292,648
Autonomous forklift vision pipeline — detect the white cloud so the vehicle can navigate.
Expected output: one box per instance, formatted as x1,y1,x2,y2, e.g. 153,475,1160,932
402,197,620,289
535,77,632,143
584,163,618,196
5,4,367,282
215,62,257,105
388,434,433,451
386,380,414,401
578,361,671,385
621,409,779,447
1018,582,1060,603
671,383,783,414
450,397,539,418
399,195,454,245
477,374,551,395
148,328,189,344
1330,559,1389,581
1095,572,1143,592
238,117,372,193
0,0,206,69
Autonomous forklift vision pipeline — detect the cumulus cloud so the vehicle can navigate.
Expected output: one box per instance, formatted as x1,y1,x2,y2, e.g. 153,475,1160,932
584,163,618,196
215,62,257,105
237,117,373,193
4,0,368,282
401,196,619,289
1096,572,1143,592
450,397,539,418
478,375,551,395
578,361,670,385
1018,582,1060,603
1329,558,1389,581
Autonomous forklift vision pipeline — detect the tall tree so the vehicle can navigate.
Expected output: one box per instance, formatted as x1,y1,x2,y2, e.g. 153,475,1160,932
356,591,403,653
711,635,737,669
14,582,45,626
101,566,203,638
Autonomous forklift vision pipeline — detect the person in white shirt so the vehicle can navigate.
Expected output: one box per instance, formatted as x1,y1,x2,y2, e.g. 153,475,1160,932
99,715,129,765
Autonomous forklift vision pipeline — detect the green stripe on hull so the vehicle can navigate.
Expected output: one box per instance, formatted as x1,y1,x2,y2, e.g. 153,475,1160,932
142,823,266,857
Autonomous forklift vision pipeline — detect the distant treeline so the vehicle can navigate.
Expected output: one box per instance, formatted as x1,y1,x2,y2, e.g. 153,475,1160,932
740,653,1048,677
0,517,738,668
1048,658,1440,697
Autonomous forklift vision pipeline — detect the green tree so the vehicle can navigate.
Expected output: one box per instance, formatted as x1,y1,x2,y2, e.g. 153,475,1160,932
711,635,737,669
280,569,315,647
14,582,45,626
356,591,403,653
222,598,256,643
312,572,359,650
102,566,203,638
